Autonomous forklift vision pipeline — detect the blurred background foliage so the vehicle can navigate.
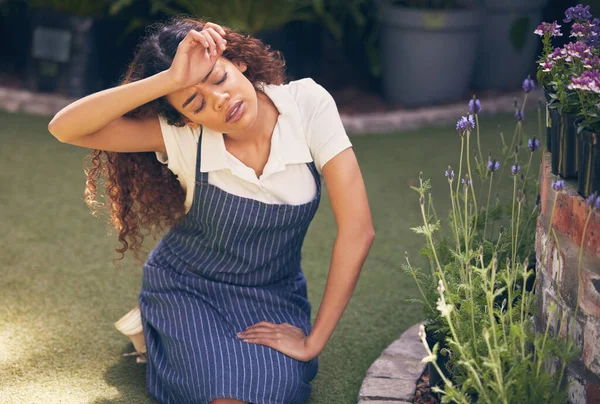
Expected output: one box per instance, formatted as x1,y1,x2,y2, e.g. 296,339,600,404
0,0,588,102
0,0,380,92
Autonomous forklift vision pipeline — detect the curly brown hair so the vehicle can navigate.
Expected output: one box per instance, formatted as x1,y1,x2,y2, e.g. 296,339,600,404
83,16,287,266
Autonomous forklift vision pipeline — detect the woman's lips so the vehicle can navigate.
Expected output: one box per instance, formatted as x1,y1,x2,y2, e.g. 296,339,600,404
226,100,244,123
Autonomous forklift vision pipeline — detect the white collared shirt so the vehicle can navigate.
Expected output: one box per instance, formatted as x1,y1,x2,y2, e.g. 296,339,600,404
155,78,352,213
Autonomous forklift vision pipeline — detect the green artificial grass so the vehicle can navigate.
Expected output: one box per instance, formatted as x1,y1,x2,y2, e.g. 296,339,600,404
0,109,540,403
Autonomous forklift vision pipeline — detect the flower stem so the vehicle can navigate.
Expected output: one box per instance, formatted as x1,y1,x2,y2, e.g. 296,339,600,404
515,200,523,273
499,123,521,184
511,175,518,265
449,182,461,251
419,199,447,290
521,152,534,195
483,173,494,241
464,186,470,255
456,137,465,196
475,114,484,177
467,131,479,234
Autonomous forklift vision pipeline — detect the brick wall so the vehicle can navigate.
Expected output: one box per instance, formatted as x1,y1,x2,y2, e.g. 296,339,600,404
536,152,600,404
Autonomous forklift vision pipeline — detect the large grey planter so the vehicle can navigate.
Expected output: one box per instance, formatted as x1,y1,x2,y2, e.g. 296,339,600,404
379,4,481,106
473,0,548,91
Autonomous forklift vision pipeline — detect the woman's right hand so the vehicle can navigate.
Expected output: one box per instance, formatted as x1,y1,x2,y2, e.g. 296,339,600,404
166,23,228,90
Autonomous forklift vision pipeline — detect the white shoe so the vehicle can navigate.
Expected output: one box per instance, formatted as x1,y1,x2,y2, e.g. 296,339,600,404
115,305,147,364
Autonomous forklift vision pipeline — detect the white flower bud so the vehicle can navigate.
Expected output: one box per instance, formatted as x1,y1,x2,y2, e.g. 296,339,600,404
437,279,445,295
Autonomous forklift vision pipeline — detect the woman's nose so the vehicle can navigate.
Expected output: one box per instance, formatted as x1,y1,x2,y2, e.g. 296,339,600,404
213,91,229,111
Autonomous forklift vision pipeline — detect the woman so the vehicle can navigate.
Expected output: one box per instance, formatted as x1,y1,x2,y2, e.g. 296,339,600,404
49,16,374,404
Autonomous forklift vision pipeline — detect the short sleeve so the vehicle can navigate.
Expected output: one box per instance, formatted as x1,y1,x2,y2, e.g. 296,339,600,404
290,78,352,174
155,115,181,174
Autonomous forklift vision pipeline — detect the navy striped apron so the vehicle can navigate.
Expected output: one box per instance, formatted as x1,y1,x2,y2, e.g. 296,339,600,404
139,128,321,404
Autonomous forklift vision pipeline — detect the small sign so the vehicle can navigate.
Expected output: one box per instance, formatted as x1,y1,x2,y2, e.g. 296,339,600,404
32,26,71,63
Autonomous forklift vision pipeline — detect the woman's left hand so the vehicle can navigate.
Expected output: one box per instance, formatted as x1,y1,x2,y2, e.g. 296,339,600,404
236,321,318,362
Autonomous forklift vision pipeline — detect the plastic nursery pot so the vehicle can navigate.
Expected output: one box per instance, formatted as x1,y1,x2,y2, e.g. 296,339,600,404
425,329,450,395
549,108,561,173
577,129,600,198
551,112,579,179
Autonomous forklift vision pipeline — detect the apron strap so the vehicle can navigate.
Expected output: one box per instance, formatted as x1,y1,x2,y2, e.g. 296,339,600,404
195,126,209,184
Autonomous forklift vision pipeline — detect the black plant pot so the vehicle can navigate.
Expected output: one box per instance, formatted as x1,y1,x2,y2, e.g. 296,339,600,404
425,329,450,397
549,107,560,170
544,87,552,153
577,129,600,198
551,112,579,178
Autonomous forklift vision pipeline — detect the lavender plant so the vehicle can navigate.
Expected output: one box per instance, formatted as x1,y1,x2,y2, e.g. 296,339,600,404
404,79,580,402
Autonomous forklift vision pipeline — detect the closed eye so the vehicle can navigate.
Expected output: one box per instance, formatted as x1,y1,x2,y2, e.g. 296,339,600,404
215,72,228,85
193,99,205,114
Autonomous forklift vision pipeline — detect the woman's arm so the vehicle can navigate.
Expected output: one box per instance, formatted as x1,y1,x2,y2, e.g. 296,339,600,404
48,70,178,143
305,147,375,356
236,148,374,361
48,24,227,146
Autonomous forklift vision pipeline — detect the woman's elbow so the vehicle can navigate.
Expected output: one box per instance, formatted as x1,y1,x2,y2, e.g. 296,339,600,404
364,226,375,245
48,117,64,141
341,224,375,246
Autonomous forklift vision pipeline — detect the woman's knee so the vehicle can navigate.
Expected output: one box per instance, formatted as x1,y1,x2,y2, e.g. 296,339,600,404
209,399,248,404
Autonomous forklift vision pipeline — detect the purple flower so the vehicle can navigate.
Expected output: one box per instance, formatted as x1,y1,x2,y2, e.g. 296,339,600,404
568,70,600,93
570,21,595,38
534,21,563,37
522,76,535,93
469,98,481,114
564,41,592,60
585,18,600,47
445,168,455,181
456,115,475,136
528,137,540,152
586,192,598,207
549,47,565,62
552,179,565,191
581,55,600,69
461,177,472,187
511,164,521,176
564,4,592,23
540,58,555,72
487,159,500,172
515,109,525,121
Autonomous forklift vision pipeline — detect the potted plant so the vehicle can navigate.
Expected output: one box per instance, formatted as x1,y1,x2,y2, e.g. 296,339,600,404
534,5,600,179
535,19,562,153
563,8,600,198
25,0,109,96
377,0,481,106
404,79,579,402
473,0,549,91
571,67,600,198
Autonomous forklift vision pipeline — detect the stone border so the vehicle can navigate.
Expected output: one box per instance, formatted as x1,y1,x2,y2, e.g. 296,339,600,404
357,323,427,403
343,87,543,135
0,85,543,135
